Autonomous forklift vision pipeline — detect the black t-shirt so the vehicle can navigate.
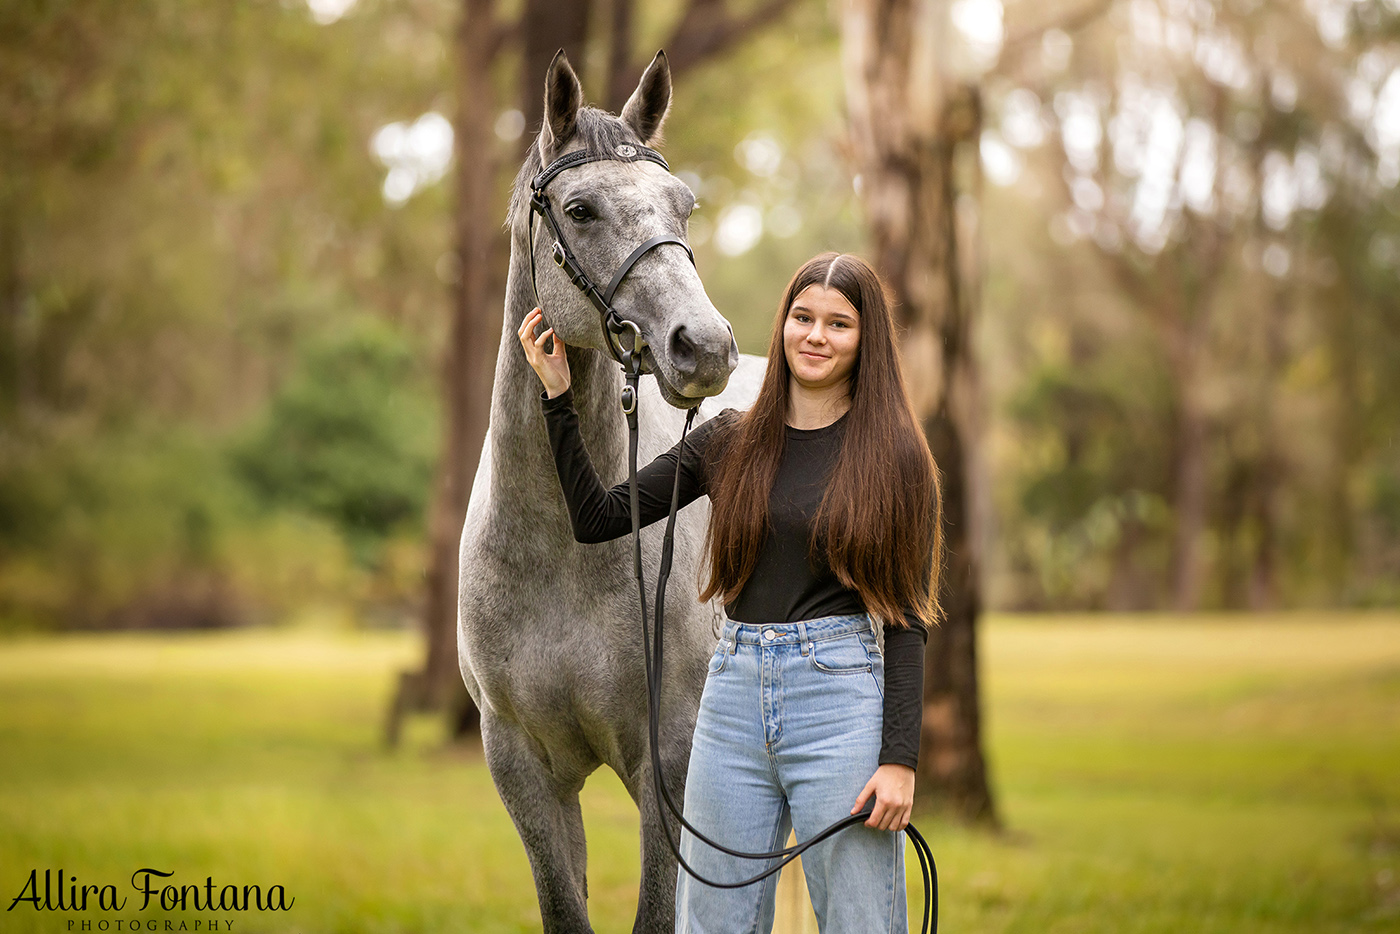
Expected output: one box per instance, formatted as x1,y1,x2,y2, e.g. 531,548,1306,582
540,387,928,770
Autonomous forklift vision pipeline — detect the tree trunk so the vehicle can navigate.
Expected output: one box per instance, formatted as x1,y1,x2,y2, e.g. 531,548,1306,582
840,0,997,825
1247,279,1290,610
0,209,20,421
521,0,591,140
1167,306,1210,611
1105,517,1152,611
387,0,501,746
1320,225,1365,595
604,0,637,112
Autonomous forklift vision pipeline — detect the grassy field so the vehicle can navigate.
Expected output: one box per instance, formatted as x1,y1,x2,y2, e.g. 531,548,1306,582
1,613,1397,933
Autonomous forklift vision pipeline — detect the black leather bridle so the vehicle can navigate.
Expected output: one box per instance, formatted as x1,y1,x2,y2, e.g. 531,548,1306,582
526,142,695,382
525,141,938,933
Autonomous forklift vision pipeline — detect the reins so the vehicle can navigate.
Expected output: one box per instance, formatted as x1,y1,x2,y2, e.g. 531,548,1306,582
528,143,938,934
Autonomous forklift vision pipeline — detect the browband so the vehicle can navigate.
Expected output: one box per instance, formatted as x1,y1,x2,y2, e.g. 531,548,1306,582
531,144,671,192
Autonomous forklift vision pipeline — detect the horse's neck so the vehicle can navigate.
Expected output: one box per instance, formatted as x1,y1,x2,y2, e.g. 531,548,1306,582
488,257,628,513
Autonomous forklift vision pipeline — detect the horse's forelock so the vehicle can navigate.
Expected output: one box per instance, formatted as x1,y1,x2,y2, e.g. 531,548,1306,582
506,107,645,228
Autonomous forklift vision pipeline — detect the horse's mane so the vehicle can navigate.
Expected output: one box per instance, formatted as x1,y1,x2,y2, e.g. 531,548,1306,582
506,107,644,228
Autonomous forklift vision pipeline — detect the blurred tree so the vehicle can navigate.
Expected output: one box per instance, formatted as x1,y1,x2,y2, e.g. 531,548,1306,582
990,0,1400,609
233,317,436,557
395,0,506,747
840,0,997,823
0,0,454,628
837,0,1108,823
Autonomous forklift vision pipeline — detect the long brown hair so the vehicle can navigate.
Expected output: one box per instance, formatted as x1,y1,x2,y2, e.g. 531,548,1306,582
699,253,944,629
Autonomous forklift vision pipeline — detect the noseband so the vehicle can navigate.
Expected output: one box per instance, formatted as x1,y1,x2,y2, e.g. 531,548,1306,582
526,143,696,369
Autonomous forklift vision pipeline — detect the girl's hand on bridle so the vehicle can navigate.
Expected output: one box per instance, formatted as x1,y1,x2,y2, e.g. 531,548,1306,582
518,307,571,398
852,763,915,832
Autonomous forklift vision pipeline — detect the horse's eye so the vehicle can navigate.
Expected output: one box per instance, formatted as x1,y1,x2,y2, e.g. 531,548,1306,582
565,204,593,223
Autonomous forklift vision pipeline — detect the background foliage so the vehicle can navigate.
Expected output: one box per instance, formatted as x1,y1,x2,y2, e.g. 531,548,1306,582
1,0,1397,631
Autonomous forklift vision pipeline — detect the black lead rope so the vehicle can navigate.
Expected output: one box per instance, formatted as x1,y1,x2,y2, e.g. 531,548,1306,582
619,357,938,931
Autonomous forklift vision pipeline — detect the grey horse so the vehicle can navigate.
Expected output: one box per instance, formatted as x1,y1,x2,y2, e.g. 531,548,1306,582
456,51,764,933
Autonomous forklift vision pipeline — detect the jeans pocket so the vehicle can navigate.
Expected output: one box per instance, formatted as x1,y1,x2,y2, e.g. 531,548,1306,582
809,633,874,675
707,640,730,675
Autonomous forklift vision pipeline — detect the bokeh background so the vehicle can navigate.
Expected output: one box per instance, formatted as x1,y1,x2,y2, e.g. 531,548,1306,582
1,0,1398,931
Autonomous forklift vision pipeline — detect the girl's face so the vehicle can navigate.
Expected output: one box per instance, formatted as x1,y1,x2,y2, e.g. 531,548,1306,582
783,285,861,393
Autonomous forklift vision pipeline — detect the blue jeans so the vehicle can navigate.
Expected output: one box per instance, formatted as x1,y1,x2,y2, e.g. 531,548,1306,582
674,613,908,933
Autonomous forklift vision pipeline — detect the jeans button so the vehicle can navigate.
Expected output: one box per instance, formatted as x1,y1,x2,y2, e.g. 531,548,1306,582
762,629,776,641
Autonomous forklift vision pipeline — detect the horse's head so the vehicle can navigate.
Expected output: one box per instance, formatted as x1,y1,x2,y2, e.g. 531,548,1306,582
512,50,738,407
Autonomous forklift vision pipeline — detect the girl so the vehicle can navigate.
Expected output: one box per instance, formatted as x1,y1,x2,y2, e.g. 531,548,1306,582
518,251,942,933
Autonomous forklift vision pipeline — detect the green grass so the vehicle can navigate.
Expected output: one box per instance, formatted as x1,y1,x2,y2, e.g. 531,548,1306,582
1,614,1397,932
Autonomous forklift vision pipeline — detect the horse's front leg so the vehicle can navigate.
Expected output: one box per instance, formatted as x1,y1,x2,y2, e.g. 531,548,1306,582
623,709,699,934
482,712,595,933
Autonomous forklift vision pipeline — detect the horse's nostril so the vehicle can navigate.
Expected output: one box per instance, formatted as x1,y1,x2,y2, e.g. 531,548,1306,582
669,324,697,371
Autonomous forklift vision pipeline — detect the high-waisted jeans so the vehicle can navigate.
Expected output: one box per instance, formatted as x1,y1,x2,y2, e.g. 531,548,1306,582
673,613,908,933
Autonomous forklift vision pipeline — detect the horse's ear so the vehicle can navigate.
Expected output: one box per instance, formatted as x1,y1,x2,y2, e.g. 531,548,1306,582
540,50,583,163
621,50,671,146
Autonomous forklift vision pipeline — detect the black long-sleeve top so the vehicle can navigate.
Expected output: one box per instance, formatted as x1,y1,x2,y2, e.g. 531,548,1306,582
540,387,928,770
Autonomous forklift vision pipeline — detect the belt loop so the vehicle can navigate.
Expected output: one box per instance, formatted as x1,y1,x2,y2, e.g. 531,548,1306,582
797,619,810,656
868,613,878,637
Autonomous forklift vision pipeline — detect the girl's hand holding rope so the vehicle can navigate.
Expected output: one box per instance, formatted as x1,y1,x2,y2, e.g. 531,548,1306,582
852,763,915,831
